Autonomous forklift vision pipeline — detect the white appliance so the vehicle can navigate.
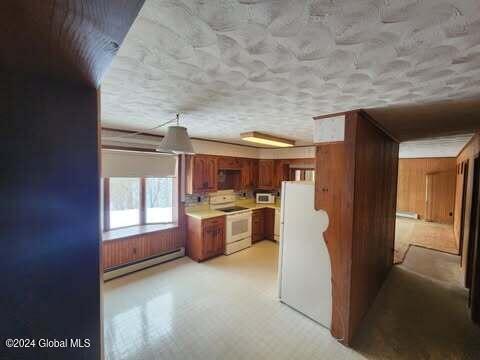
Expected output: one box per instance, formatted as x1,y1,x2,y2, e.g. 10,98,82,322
256,193,275,204
278,181,332,329
210,190,252,255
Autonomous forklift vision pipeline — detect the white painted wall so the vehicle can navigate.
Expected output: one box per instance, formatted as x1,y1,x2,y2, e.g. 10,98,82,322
191,139,258,158
399,134,473,158
102,129,315,159
258,146,315,159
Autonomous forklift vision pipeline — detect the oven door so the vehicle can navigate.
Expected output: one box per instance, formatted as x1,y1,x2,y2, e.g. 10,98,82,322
226,212,252,243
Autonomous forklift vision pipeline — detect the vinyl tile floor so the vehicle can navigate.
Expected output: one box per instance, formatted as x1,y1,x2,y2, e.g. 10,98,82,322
104,240,480,360
103,241,361,360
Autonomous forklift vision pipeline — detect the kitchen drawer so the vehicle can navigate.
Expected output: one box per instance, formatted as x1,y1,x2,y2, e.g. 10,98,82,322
203,216,225,227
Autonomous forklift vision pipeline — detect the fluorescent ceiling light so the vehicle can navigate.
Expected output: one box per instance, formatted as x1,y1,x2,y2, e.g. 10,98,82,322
240,131,295,147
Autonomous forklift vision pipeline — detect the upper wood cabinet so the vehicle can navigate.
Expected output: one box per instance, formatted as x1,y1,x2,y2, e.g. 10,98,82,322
186,155,218,194
218,156,242,170
240,158,258,189
273,160,290,188
250,159,259,188
258,159,274,188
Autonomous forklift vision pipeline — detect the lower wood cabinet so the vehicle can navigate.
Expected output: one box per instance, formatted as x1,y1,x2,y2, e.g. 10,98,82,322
186,216,225,261
252,209,265,242
264,208,275,240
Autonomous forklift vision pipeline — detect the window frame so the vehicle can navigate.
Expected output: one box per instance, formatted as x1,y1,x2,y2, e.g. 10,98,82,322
289,167,315,181
103,176,177,232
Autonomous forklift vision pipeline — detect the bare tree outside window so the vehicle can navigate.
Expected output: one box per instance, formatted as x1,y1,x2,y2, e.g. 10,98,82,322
109,178,140,228
146,178,173,223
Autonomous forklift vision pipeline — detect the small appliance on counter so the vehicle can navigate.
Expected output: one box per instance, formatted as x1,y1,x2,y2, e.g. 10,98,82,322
256,192,275,204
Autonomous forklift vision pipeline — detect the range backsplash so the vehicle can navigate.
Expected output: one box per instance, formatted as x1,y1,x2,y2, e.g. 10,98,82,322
184,190,254,207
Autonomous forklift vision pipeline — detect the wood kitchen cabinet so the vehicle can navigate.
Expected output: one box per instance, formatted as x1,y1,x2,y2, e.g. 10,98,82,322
218,156,241,170
252,208,265,242
264,207,275,240
186,155,218,194
273,160,290,188
240,158,258,189
250,159,259,188
258,159,274,188
186,216,225,261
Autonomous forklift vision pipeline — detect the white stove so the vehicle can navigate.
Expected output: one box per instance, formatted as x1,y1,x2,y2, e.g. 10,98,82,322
210,190,252,255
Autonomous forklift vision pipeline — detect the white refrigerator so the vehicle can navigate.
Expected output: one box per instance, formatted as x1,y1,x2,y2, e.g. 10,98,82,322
278,181,332,329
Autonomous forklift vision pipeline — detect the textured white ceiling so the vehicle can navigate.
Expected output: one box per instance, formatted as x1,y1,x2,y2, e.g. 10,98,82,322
399,133,473,158
101,0,480,146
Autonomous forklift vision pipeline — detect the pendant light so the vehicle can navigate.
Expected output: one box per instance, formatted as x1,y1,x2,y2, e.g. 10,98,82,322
157,113,195,154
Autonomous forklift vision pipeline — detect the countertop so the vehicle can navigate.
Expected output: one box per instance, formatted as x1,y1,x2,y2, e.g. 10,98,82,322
185,199,280,220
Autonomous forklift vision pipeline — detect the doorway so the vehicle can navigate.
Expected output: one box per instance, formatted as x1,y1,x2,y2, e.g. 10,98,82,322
425,171,456,223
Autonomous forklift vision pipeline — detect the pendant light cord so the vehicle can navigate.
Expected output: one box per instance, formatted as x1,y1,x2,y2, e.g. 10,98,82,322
110,114,180,139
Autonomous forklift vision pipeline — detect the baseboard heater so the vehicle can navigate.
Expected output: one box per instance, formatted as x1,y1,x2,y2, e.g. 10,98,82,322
396,211,419,220
103,247,185,281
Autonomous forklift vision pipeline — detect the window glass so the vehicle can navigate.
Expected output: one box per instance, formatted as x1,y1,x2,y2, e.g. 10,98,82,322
109,178,140,228
295,170,302,181
305,170,315,181
146,178,173,223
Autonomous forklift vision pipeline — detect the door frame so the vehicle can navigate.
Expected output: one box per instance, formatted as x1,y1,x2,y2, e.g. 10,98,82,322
467,153,480,325
459,160,470,258
466,156,480,291
470,155,480,324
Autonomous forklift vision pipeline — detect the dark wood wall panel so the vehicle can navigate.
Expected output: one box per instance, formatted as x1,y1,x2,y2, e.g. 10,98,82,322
350,112,399,340
315,113,357,343
397,158,456,222
0,1,144,359
314,111,399,345
103,227,184,270
0,74,103,359
455,134,480,278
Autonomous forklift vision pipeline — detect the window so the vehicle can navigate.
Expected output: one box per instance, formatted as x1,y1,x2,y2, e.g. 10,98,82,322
109,178,141,229
103,177,175,231
290,168,315,182
146,178,173,223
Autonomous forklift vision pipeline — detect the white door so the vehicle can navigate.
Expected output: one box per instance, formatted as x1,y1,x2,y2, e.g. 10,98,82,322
279,182,332,328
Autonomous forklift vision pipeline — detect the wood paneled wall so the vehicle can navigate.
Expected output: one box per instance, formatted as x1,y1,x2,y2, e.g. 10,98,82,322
315,111,399,345
103,227,184,270
1,2,143,359
1,75,104,359
455,134,480,270
349,112,399,341
397,158,456,222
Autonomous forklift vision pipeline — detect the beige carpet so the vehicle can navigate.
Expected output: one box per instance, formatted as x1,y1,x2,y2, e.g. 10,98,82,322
394,218,458,264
